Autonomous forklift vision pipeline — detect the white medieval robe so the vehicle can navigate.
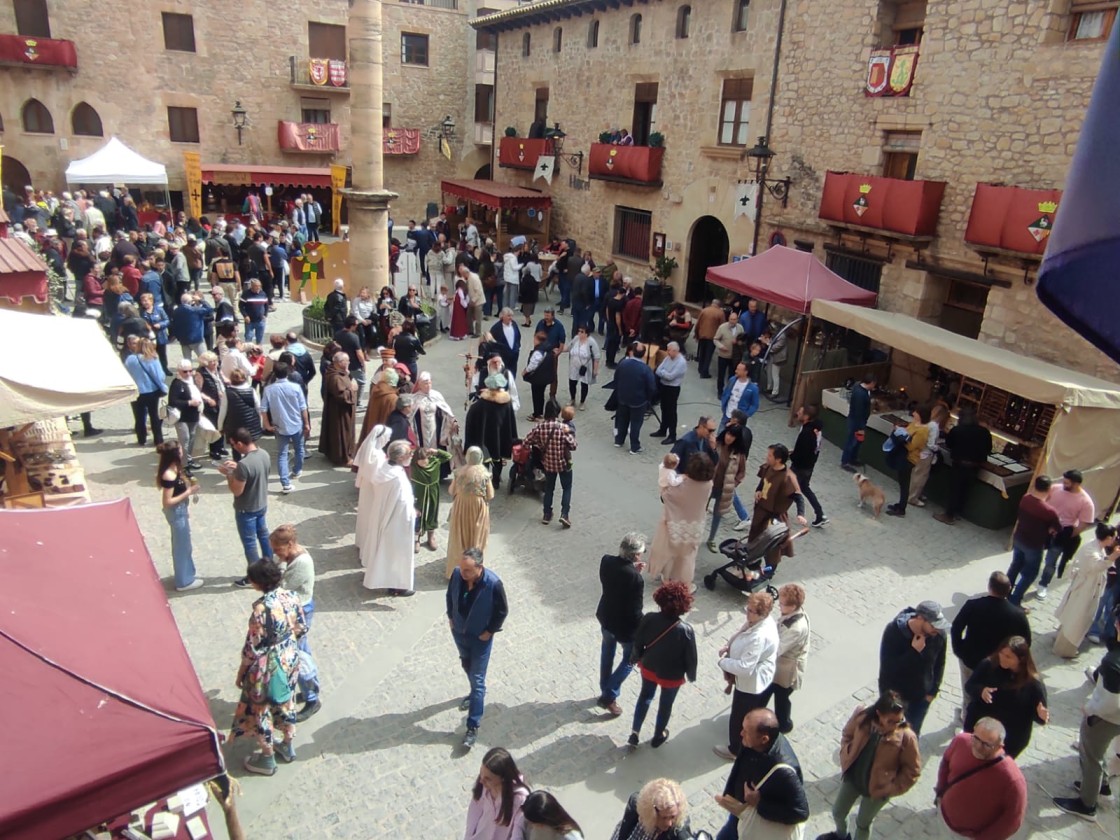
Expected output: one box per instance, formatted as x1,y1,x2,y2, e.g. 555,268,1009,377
360,461,417,591
355,425,392,565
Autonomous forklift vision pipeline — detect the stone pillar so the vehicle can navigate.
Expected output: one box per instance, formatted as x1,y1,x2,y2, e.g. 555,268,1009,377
344,0,398,294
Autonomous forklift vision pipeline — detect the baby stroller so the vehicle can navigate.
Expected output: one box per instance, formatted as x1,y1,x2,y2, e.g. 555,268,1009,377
507,439,548,495
703,520,809,593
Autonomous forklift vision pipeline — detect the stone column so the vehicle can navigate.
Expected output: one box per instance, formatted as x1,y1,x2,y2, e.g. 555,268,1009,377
344,0,398,294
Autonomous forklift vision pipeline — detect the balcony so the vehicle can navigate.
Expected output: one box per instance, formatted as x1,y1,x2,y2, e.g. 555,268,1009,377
473,122,494,146
474,48,495,83
588,143,664,187
965,184,1062,258
864,45,919,97
278,121,341,154
289,56,349,93
818,171,945,239
0,34,77,70
498,136,553,171
399,0,458,7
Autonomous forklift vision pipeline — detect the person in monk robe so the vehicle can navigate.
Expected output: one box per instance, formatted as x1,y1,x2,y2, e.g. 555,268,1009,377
359,366,401,444
747,443,808,572
318,351,357,466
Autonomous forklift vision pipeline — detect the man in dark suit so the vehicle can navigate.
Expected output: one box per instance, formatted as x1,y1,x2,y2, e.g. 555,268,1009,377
596,532,647,717
487,307,522,381
950,571,1031,712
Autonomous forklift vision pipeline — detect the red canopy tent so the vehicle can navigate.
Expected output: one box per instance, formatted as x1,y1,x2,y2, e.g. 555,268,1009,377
1,499,224,840
705,245,877,314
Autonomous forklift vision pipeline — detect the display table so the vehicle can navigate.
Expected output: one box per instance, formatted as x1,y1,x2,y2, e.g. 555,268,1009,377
820,388,1031,528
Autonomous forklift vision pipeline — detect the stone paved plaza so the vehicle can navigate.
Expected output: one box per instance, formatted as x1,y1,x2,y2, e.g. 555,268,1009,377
74,298,1114,839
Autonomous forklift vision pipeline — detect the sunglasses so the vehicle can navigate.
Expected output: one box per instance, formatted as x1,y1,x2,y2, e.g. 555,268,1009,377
971,733,1001,749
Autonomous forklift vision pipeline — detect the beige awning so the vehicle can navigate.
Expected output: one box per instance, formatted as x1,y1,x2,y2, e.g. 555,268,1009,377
0,309,138,427
811,299,1120,410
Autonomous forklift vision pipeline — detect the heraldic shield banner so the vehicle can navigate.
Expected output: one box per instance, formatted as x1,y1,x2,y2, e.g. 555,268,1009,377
866,46,919,97
309,58,328,86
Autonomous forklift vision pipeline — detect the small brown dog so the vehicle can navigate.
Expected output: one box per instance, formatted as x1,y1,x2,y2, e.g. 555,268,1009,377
853,472,886,518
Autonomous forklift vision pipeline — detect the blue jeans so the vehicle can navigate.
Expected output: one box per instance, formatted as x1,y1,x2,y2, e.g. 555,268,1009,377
163,503,196,588
558,276,572,309
543,469,573,518
708,511,724,543
298,600,320,703
716,814,739,840
841,427,862,466
276,432,304,487
453,631,493,731
905,696,931,735
1090,587,1118,638
614,403,645,452
234,507,272,566
599,628,634,702
632,677,680,737
245,319,265,345
1007,542,1044,606
733,491,749,522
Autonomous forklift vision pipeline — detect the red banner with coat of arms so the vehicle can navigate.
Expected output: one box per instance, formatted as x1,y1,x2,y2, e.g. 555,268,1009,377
865,46,920,97
383,129,421,155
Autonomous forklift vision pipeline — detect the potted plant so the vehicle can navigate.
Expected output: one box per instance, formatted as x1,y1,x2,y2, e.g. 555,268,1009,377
648,131,665,148
599,130,614,144
504,126,518,137
417,301,438,344
302,298,332,345
653,255,678,282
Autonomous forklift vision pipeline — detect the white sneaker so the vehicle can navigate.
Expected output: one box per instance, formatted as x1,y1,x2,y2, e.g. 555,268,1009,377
1036,585,1048,600
176,578,205,592
733,518,751,531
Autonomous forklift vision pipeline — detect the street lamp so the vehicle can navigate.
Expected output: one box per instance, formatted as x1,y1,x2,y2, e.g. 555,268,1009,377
231,101,250,146
440,115,456,138
544,122,584,175
745,135,791,254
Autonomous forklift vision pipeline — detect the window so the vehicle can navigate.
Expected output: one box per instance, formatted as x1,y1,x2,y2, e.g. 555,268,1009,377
718,78,753,146
21,98,53,134
522,32,531,56
401,33,429,65
1068,2,1117,41
878,0,925,46
476,28,496,51
733,0,750,32
167,106,200,143
161,12,196,52
553,26,562,52
14,0,50,37
629,13,642,44
71,102,103,136
632,82,658,146
301,98,331,124
475,84,495,123
825,251,883,294
383,102,392,128
937,277,988,339
614,207,653,260
677,5,692,38
308,22,347,60
535,87,549,123
588,19,599,48
882,130,921,179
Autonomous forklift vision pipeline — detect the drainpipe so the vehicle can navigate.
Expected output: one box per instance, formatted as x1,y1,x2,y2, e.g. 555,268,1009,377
751,0,789,256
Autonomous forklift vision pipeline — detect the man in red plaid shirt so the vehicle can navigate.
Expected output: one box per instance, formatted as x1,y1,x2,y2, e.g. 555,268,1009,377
524,400,578,527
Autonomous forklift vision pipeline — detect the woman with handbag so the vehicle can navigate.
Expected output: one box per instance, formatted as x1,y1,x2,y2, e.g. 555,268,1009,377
156,441,202,592
124,337,167,446
819,691,921,840
139,291,172,375
885,406,929,518
715,590,779,761
565,325,600,410
628,581,698,749
169,359,204,471
197,350,228,461
230,560,306,777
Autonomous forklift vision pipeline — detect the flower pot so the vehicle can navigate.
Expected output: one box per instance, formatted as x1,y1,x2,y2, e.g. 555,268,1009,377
589,143,665,185
302,308,333,345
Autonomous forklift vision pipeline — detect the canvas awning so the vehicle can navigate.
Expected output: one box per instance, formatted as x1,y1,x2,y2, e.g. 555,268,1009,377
202,163,332,188
0,500,224,840
0,309,137,426
706,246,878,315
441,179,552,211
64,137,168,186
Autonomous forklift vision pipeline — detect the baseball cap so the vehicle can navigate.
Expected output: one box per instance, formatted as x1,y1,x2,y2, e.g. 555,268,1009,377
914,601,950,633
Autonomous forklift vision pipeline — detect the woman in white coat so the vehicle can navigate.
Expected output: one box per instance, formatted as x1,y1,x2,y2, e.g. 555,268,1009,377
565,324,600,410
715,589,780,760
1054,522,1118,658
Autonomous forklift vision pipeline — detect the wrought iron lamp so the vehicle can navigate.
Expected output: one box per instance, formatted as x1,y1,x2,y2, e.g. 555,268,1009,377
544,123,584,175
231,101,250,146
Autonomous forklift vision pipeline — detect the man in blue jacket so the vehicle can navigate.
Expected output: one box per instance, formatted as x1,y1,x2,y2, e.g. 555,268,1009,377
612,342,657,454
171,292,212,360
841,374,876,472
740,298,768,344
447,547,509,749
720,361,760,432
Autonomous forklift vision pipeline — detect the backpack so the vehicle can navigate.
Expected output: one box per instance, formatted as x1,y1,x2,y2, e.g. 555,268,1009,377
213,259,236,281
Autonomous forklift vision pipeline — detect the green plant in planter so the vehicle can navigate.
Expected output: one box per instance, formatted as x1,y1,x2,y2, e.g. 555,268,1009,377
653,255,678,282
648,132,665,148
598,131,614,144
504,126,518,137
304,297,326,320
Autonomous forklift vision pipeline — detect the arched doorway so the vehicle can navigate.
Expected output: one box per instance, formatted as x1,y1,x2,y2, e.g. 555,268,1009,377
685,215,729,303
1,155,32,195
474,163,492,180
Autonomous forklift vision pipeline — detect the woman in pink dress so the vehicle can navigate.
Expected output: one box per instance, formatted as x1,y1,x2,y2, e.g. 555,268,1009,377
450,278,470,341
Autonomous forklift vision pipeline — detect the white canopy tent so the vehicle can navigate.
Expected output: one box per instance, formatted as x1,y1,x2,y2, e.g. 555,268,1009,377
64,137,171,209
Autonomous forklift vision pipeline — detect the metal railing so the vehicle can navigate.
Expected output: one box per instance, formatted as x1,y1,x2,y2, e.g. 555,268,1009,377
399,0,458,9
288,56,349,89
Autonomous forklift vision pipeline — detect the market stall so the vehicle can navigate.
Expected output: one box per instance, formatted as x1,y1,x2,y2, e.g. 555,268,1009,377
440,179,551,247
64,137,172,218
1,500,225,839
201,162,334,229
803,299,1120,528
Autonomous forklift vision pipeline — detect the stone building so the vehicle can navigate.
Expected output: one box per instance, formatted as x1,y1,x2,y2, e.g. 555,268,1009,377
0,0,509,220
478,0,1119,380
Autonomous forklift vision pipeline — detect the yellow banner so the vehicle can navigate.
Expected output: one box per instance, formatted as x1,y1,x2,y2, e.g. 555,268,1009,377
183,151,202,220
330,164,347,236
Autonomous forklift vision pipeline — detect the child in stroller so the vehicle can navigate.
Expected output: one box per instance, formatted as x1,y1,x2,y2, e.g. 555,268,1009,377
703,519,809,592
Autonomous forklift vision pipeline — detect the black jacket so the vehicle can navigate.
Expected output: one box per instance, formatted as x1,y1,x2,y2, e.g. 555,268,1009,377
631,612,697,683
945,422,993,466
167,378,200,424
223,386,262,439
324,289,348,328
790,420,823,471
879,608,947,703
722,734,810,825
613,792,692,840
488,320,522,375
951,595,1032,669
596,554,644,642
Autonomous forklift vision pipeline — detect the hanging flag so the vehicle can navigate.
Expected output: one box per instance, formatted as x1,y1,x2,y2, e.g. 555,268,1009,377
535,155,555,185
734,182,757,219
308,58,328,86
439,135,452,161
1036,23,1120,364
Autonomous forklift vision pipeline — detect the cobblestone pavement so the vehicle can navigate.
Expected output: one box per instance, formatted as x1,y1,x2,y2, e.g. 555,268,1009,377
74,298,1115,838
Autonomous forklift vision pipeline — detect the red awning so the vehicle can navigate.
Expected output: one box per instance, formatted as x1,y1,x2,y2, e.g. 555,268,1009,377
1,500,224,840
706,246,878,315
965,184,1061,256
202,163,333,188
441,179,552,211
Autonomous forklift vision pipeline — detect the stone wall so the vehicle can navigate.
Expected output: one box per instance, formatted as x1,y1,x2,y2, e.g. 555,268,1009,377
0,0,483,220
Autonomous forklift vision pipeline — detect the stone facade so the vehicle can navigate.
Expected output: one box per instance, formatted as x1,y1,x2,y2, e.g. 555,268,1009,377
0,0,493,220
481,0,1119,382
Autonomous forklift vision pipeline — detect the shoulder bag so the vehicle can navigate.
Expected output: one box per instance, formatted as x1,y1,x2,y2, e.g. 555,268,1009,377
735,763,804,840
934,755,1004,799
631,619,681,665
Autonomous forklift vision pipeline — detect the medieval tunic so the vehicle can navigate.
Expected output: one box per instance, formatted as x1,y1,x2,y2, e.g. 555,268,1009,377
748,464,802,564
360,380,400,445
412,450,452,533
319,366,356,466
